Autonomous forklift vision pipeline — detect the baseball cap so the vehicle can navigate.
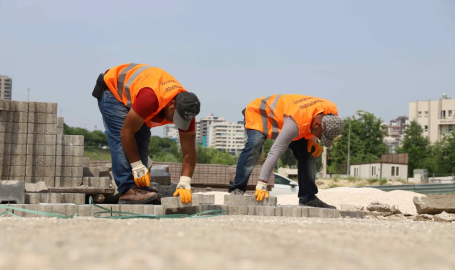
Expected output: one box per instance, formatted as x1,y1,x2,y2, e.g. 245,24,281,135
320,114,344,148
173,92,201,130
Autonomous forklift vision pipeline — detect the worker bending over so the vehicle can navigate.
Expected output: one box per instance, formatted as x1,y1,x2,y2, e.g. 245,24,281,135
93,63,200,204
228,94,343,209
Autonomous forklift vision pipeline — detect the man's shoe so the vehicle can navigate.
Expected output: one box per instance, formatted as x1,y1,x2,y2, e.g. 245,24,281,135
300,196,336,209
118,187,159,204
230,189,245,195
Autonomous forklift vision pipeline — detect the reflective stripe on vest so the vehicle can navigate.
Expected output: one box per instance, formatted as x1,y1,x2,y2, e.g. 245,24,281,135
268,94,282,139
124,65,152,108
117,63,137,102
259,96,271,136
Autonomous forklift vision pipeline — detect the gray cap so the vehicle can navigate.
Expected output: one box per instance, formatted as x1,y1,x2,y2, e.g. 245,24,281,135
321,114,344,147
173,92,200,130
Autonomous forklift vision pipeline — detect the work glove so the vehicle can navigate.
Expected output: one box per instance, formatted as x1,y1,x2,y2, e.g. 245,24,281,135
173,176,192,203
254,181,269,202
131,161,151,187
307,139,323,157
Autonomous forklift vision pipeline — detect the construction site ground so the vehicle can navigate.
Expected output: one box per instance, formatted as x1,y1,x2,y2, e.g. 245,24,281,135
1,216,454,270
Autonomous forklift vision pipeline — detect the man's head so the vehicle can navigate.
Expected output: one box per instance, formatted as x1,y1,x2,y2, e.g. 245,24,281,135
162,92,201,130
310,114,344,147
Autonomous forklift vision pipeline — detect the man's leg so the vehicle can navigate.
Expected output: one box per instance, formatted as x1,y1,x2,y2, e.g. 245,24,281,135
228,129,266,193
98,90,136,193
288,138,318,202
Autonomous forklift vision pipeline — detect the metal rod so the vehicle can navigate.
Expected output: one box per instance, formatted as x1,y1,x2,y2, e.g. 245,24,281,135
347,118,351,176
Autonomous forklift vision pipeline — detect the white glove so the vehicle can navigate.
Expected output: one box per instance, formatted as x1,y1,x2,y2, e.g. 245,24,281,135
131,161,150,187
174,176,192,203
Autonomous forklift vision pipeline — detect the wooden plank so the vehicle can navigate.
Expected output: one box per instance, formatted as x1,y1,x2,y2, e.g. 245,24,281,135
48,187,115,194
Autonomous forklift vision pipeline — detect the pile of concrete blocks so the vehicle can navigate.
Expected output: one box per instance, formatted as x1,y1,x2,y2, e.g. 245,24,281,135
413,195,455,223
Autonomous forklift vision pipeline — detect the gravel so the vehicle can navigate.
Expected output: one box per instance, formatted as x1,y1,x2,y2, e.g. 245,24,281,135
201,187,426,215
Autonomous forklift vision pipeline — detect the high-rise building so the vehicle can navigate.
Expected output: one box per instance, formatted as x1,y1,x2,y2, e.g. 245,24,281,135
196,115,226,145
387,116,408,139
409,95,455,143
163,124,179,140
207,121,247,155
0,75,12,100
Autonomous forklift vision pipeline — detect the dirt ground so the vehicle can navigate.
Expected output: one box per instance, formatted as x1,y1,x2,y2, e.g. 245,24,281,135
1,216,454,270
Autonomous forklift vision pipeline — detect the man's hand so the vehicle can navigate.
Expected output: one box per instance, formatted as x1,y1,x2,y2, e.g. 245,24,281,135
173,176,192,203
254,181,269,201
307,138,322,157
131,161,151,187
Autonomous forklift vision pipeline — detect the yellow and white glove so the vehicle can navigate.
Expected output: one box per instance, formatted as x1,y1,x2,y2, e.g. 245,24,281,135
254,181,269,202
307,139,323,157
131,161,151,187
173,176,192,203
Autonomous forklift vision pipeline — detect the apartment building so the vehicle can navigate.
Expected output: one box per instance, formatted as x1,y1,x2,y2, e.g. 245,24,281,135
409,95,455,143
388,116,408,139
163,124,179,140
0,75,12,100
196,115,226,145
207,121,247,155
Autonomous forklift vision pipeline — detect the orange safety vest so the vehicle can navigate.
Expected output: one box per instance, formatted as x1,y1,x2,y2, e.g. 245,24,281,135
244,94,338,141
104,63,187,128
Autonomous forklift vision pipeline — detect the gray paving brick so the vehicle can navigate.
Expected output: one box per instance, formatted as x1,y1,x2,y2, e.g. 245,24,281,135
27,112,57,124
1,166,26,178
224,194,277,206
340,210,365,219
0,122,28,133
0,111,28,122
8,101,29,112
26,166,55,177
143,205,155,215
26,155,56,167
2,154,27,166
202,194,215,204
255,206,276,216
161,195,200,209
51,204,78,217
248,206,256,215
274,206,283,216
227,205,248,215
0,133,27,144
62,135,84,146
25,193,63,204
83,157,90,167
57,117,64,128
76,205,93,217
82,177,112,188
0,99,10,111
27,134,57,145
3,144,27,155
301,207,310,217
0,180,25,204
24,177,54,187
28,102,57,114
150,166,171,185
55,167,83,178
160,183,177,197
154,205,164,216
27,144,56,156
62,193,86,204
27,123,57,135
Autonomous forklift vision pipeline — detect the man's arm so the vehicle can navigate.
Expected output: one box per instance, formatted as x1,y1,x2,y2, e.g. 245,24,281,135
179,129,197,177
120,109,145,163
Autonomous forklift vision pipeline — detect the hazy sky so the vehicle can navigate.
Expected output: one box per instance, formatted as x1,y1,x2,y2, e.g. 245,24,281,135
1,0,454,136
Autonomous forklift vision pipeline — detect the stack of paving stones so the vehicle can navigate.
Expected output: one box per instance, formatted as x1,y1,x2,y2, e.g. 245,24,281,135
0,99,109,206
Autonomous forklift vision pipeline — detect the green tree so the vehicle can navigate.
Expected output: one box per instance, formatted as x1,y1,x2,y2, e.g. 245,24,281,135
328,112,388,173
64,123,108,147
396,121,430,176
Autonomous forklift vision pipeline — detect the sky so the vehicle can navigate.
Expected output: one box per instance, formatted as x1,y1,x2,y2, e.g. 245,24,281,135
1,0,454,136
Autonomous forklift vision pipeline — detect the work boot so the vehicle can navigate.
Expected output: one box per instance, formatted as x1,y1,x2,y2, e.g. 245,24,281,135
118,187,159,204
230,189,245,195
300,196,336,209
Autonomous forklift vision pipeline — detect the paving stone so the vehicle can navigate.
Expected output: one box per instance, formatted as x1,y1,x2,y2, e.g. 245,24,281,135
26,155,56,167
28,102,57,114
76,205,93,217
143,205,155,215
224,195,277,206
2,154,27,166
0,122,28,133
0,133,27,144
27,112,57,124
56,167,83,177
25,193,63,204
11,204,53,218
0,111,28,123
26,166,55,177
27,144,56,156
62,135,84,146
308,207,324,218
340,210,366,219
24,177,54,187
0,180,25,204
62,193,86,204
150,166,171,185
82,177,112,188
57,117,64,128
255,206,276,216
5,101,29,112
161,195,200,209
247,206,256,215
83,167,110,177
414,195,455,214
51,204,78,217
27,134,57,145
27,123,57,135
202,194,215,204
161,183,177,197
57,145,84,156
154,205,164,216
1,166,26,178
25,181,48,192
83,157,90,167
366,202,391,212
3,144,27,155
54,177,82,187
227,205,248,215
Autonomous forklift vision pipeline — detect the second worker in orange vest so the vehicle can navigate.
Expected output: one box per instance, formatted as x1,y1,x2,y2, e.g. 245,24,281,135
95,63,200,204
228,94,344,208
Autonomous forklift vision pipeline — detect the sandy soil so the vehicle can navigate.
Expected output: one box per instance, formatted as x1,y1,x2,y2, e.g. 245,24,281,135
0,216,454,270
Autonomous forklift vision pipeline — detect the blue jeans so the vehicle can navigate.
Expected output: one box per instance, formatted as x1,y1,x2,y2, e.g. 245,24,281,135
98,90,151,193
228,129,318,203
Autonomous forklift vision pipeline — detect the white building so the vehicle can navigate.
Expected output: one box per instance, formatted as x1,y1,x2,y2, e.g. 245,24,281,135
350,162,408,181
163,124,179,140
197,115,226,145
207,121,246,155
0,75,12,100
409,95,455,143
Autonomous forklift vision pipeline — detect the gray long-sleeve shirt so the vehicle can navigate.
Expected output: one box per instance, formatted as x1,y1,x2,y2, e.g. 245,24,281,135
259,116,300,182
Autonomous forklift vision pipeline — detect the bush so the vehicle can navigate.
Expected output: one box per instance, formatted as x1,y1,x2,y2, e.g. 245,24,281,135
378,178,388,185
328,183,340,188
347,176,359,182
